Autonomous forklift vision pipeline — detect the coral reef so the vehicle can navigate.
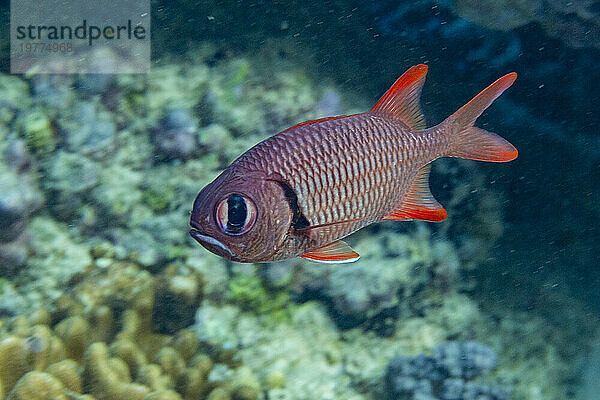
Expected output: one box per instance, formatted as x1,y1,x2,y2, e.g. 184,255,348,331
385,341,511,400
290,227,463,331
153,110,198,161
0,259,257,400
0,137,43,274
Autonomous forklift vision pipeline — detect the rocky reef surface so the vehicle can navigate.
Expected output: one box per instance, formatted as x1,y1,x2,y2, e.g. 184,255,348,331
0,39,596,400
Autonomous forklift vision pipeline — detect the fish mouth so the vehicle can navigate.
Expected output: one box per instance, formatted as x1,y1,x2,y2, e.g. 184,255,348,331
189,228,234,257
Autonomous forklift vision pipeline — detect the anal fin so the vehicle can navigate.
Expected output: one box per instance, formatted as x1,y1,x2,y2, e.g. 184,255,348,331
301,240,360,264
383,164,447,222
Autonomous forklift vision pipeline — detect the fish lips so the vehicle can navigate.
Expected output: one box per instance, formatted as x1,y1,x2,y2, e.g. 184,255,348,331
189,228,234,258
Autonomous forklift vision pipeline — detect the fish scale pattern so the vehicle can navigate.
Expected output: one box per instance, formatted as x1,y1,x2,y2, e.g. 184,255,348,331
237,112,445,244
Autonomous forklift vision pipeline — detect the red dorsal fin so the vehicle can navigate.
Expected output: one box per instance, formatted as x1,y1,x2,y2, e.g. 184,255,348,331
301,240,360,263
383,164,448,222
371,64,428,131
281,115,349,133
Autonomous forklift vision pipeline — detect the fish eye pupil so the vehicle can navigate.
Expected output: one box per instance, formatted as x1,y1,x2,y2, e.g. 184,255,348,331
227,195,247,230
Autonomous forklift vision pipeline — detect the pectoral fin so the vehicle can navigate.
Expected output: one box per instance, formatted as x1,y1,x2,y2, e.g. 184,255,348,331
301,240,360,263
383,164,447,222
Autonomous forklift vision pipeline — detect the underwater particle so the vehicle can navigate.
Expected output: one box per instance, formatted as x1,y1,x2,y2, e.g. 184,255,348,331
153,109,198,160
6,371,68,400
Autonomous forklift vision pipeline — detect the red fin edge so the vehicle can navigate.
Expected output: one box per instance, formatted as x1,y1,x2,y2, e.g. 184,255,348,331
383,164,448,223
281,115,349,133
446,72,518,162
370,64,428,131
383,208,448,222
301,240,360,263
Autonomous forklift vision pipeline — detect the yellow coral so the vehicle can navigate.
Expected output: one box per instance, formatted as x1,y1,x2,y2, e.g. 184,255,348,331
142,390,183,400
7,371,67,400
0,260,236,400
83,342,151,400
0,337,31,398
45,360,82,393
55,316,90,363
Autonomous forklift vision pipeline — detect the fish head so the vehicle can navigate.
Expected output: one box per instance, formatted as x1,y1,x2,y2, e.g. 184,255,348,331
190,169,293,262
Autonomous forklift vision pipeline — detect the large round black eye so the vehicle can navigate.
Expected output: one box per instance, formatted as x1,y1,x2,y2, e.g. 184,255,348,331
216,194,257,235
227,195,246,229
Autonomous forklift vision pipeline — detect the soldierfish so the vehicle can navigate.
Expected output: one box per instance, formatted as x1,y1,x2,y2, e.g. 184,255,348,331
190,65,517,263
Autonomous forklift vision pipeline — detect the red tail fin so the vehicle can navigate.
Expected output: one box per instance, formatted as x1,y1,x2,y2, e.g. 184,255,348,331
445,73,518,162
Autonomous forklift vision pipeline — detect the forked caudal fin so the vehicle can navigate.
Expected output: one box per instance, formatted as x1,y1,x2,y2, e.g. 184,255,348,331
444,73,518,162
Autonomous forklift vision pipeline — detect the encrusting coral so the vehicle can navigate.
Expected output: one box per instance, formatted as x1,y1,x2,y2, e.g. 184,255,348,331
0,260,256,400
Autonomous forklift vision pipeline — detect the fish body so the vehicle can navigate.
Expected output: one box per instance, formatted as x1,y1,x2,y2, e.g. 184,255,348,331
190,65,518,263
